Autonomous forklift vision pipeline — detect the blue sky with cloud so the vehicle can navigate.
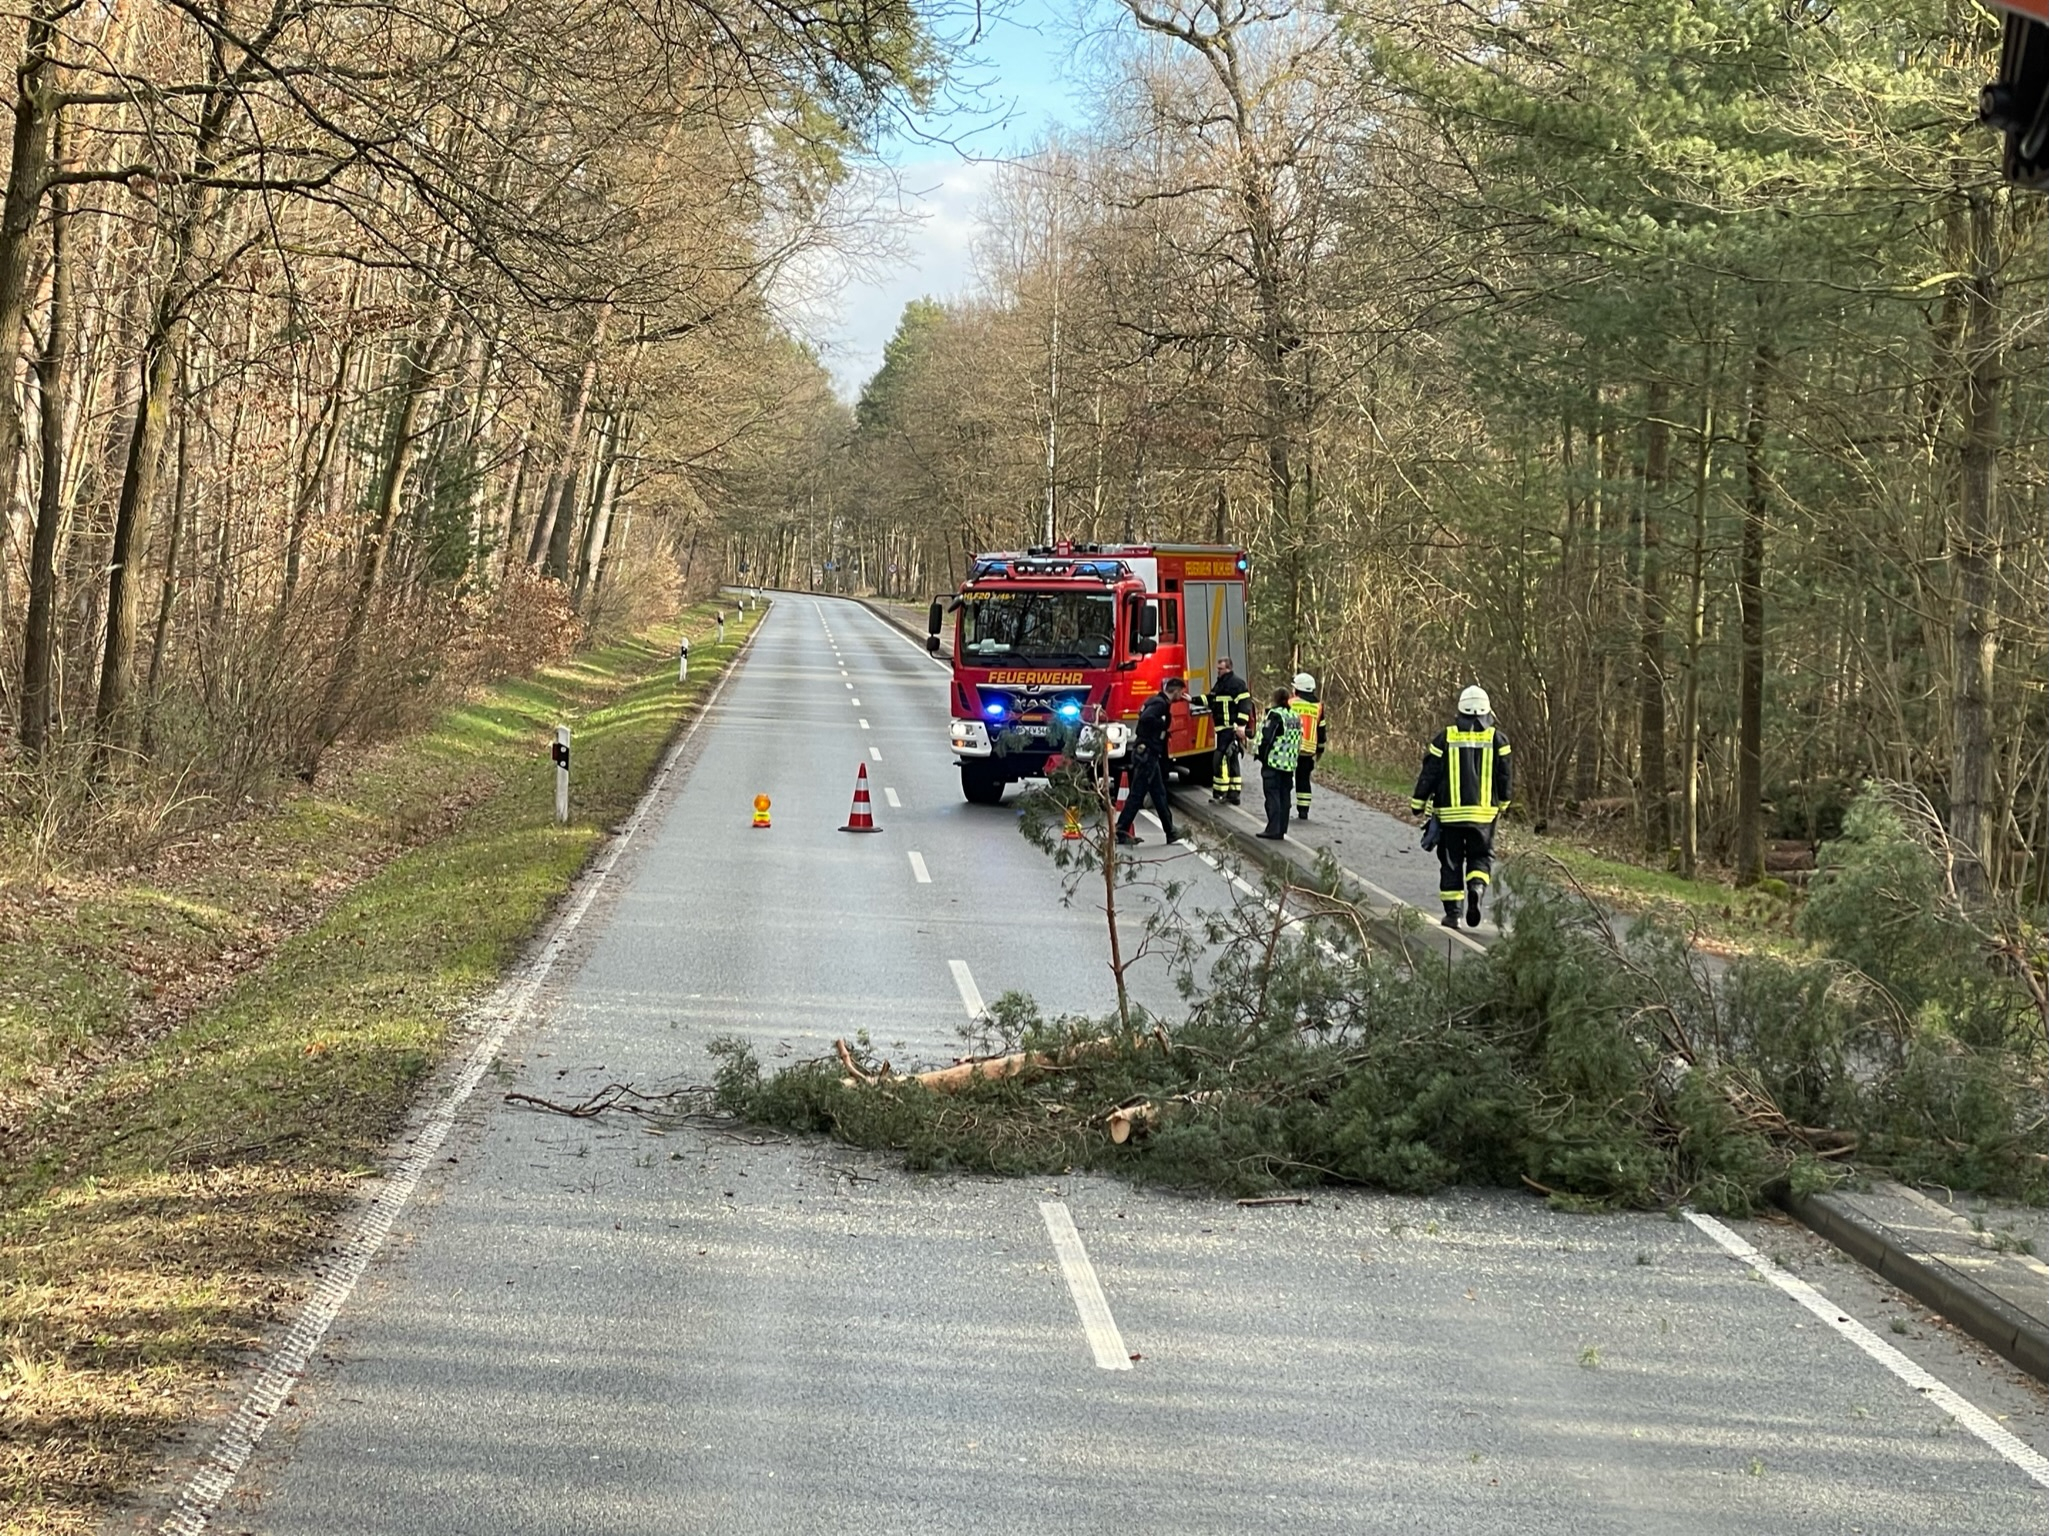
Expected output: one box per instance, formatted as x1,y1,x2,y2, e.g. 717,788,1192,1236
795,0,1117,400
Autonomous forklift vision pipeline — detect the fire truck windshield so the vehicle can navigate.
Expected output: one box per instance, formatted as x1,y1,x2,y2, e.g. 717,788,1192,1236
958,591,1115,663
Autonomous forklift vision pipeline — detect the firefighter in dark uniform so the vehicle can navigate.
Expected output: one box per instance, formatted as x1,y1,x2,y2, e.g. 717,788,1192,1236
1288,672,1328,819
1115,676,1185,846
1208,657,1252,806
1411,685,1512,928
1253,687,1302,839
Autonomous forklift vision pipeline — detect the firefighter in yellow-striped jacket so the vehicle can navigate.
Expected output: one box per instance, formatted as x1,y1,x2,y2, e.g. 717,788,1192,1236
1411,685,1512,929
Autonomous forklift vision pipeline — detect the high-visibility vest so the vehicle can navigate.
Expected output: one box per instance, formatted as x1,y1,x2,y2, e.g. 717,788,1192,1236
1262,708,1301,771
1440,726,1501,824
1288,696,1322,756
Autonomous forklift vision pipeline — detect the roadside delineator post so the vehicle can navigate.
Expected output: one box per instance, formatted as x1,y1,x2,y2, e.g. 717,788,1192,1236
840,764,881,833
678,634,690,682
552,726,570,824
753,794,772,829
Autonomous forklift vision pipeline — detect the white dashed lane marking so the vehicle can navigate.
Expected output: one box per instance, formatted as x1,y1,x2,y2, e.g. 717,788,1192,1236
948,959,985,1020
884,788,901,808
1039,1202,1133,1372
908,852,931,883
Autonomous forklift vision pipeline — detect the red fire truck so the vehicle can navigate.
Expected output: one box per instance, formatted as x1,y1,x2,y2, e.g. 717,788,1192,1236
925,542,1251,804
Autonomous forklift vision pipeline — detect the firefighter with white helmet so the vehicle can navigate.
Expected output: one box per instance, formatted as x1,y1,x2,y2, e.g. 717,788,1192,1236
1286,671,1328,820
1411,683,1513,929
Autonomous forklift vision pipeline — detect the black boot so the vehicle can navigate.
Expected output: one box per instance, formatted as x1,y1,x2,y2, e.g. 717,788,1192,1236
1466,881,1484,928
1441,903,1461,929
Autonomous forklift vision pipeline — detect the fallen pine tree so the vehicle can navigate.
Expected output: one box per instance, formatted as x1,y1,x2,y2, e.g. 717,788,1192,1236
710,790,2048,1213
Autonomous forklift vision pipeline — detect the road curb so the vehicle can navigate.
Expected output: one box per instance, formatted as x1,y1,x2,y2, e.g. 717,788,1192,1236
1780,1188,2049,1388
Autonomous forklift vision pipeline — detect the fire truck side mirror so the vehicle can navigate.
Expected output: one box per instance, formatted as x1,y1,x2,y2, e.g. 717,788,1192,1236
1139,604,1158,640
927,599,944,650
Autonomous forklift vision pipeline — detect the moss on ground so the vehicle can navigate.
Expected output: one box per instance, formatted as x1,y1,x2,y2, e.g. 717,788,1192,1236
0,601,757,1535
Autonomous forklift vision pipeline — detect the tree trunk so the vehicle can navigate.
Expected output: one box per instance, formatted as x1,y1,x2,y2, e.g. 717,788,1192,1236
0,0,64,573
93,297,182,756
18,120,71,759
1735,338,1773,887
144,360,191,709
1638,381,1671,860
530,307,609,577
305,303,450,775
1679,390,1713,878
1950,190,2003,901
574,410,627,605
280,272,363,619
92,58,244,757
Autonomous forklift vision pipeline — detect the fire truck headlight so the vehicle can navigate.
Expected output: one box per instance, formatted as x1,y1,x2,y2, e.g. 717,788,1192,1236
951,719,992,755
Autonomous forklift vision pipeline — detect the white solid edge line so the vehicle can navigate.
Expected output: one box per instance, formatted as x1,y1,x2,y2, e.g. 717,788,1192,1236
884,788,901,808
1188,805,1486,955
948,958,986,1020
908,851,931,884
158,613,765,1536
846,593,952,674
1683,1211,2049,1492
1039,1202,1133,1371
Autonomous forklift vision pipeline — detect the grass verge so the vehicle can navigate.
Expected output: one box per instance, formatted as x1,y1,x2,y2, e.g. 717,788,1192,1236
0,600,758,1535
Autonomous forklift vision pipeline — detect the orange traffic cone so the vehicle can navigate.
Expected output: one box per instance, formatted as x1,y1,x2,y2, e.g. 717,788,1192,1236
1062,806,1083,841
752,794,772,829
840,764,881,833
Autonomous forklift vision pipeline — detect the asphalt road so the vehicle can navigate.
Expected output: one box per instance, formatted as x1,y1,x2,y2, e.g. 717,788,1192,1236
199,596,2047,1534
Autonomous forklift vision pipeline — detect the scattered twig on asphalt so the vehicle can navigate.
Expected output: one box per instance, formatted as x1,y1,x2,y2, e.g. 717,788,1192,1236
1236,1195,1311,1207
504,1082,711,1123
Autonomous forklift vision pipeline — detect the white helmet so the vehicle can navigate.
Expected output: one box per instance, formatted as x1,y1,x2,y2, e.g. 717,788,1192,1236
1292,672,1316,693
1458,684,1492,718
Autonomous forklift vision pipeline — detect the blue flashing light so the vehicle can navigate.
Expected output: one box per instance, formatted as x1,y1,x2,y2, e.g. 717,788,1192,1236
1236,557,1248,571
1055,700,1083,722
984,700,1007,720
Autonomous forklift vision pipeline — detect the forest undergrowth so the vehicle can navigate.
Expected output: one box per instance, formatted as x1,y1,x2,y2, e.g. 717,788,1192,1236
715,784,2048,1214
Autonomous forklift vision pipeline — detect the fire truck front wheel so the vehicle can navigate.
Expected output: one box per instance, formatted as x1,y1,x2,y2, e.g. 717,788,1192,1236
960,761,1007,805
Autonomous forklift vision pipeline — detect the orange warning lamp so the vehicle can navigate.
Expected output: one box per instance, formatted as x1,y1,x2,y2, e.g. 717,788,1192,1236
1061,806,1083,841
752,794,771,829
